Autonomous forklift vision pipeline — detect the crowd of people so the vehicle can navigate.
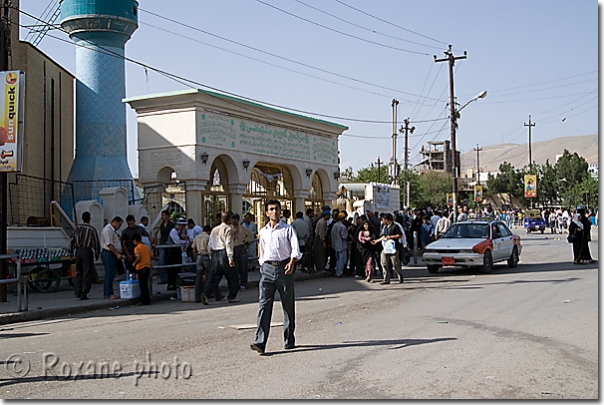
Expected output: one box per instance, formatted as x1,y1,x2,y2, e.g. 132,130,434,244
67,201,597,306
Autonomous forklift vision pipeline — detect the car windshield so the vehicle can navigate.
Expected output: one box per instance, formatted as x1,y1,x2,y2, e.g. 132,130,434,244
442,223,489,239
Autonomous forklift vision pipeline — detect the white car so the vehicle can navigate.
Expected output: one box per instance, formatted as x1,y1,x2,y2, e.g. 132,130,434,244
423,220,522,274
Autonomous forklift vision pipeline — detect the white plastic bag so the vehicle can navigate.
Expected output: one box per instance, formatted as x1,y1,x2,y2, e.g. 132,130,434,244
383,239,396,255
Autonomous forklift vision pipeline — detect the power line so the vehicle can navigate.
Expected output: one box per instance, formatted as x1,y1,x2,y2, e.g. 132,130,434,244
291,0,444,50
255,0,430,55
139,21,400,101
342,126,452,140
17,8,449,128
485,78,597,98
533,92,598,121
333,0,449,46
409,62,439,118
138,7,444,102
538,98,598,124
484,70,597,93
480,91,595,104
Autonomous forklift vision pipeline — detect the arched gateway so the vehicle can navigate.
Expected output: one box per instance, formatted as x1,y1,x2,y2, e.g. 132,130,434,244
125,89,347,225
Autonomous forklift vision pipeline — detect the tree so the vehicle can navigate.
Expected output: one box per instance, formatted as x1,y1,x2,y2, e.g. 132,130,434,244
487,162,524,204
567,176,598,210
534,160,559,207
355,164,381,183
555,149,589,203
408,171,452,209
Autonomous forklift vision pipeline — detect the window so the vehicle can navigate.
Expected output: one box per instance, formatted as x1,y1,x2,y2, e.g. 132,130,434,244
497,223,511,237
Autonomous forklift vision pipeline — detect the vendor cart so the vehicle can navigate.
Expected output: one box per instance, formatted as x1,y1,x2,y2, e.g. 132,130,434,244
7,226,75,293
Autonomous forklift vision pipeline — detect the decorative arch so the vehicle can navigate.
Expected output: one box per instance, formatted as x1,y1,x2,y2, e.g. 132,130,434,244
157,166,176,184
245,162,294,227
314,168,332,196
209,154,239,188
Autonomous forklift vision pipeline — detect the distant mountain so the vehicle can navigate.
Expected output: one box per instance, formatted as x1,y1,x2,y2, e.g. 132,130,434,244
460,134,598,174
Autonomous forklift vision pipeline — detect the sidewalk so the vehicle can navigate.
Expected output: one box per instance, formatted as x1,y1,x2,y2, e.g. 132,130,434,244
0,254,427,326
0,266,331,326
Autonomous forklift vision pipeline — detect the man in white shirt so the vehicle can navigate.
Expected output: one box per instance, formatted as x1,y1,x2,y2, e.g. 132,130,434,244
100,216,124,299
250,199,302,355
166,219,190,291
202,211,239,304
186,218,203,241
435,212,452,239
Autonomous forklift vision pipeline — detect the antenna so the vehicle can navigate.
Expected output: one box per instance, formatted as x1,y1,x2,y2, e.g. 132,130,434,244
23,0,61,47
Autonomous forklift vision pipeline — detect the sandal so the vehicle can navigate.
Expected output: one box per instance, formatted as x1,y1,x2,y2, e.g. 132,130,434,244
589,259,595,264
573,260,579,264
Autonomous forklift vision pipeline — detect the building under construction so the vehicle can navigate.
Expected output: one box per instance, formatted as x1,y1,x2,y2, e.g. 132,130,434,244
416,140,460,174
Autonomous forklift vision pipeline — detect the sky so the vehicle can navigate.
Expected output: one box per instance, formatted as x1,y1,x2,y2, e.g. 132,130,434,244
19,0,599,178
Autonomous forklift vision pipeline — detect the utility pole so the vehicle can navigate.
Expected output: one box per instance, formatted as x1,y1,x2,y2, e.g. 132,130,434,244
524,115,535,173
376,157,382,183
473,144,482,185
389,99,399,185
524,115,536,210
401,118,415,208
0,0,10,302
435,45,467,221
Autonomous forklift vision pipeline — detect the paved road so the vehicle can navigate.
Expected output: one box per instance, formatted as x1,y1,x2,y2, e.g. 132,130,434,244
1,230,598,399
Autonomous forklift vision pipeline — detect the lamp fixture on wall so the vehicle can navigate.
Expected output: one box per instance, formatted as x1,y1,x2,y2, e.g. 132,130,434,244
334,171,340,180
306,167,312,178
243,158,250,171
201,152,209,164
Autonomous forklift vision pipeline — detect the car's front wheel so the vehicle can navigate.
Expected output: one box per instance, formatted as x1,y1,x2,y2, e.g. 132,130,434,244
427,265,440,274
480,250,493,273
507,247,519,268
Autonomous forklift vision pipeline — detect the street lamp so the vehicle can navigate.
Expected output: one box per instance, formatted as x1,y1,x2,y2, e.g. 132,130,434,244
451,90,487,221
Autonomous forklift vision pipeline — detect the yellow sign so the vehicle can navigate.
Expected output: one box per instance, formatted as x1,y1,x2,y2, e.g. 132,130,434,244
0,70,23,172
524,174,537,198
474,185,483,202
446,193,454,205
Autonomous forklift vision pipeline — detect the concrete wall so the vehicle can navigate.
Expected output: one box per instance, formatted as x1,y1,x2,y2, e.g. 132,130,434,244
5,0,75,224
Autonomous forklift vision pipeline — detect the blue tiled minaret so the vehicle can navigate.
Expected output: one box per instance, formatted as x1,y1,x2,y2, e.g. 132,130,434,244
60,0,138,203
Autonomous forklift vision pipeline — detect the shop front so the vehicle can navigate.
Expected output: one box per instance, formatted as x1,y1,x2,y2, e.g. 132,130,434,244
125,89,347,225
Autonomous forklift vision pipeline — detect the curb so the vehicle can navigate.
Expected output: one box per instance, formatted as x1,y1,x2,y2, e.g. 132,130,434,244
0,270,331,326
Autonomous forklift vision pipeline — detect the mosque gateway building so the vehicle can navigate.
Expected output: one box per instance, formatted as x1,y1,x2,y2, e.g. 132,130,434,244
125,89,348,227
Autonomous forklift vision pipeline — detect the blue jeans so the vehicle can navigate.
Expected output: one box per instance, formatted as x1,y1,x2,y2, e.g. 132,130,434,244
335,250,347,277
101,250,117,298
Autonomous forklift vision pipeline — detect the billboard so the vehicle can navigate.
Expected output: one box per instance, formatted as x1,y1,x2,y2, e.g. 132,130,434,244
474,185,483,203
373,184,391,209
524,174,537,198
0,71,24,172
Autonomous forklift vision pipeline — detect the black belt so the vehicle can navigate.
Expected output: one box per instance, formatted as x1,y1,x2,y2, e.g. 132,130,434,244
265,259,289,266
199,254,209,257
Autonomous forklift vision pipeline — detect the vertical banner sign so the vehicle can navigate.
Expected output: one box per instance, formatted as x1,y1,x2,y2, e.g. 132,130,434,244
0,70,24,172
524,174,537,198
446,193,453,205
474,185,483,203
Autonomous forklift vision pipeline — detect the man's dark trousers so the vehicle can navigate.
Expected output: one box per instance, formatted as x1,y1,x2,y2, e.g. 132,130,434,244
74,247,95,298
253,261,295,349
234,245,248,288
194,254,210,302
203,249,239,300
